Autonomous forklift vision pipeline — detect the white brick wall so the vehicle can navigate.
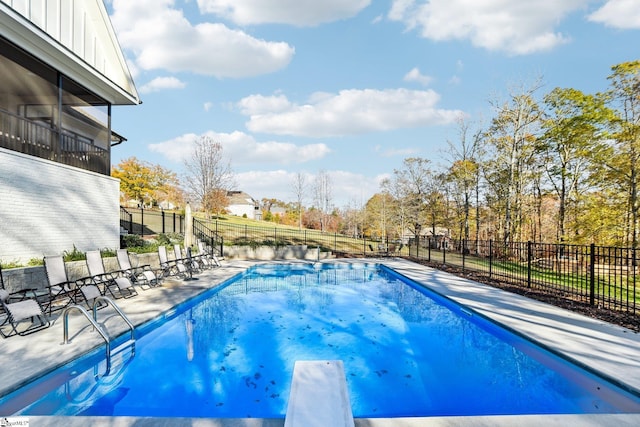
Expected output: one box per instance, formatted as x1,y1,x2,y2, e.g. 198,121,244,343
0,148,120,264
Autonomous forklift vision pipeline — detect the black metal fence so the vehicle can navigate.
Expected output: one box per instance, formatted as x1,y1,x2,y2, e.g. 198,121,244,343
119,207,639,318
412,238,639,316
120,207,223,255
120,207,184,236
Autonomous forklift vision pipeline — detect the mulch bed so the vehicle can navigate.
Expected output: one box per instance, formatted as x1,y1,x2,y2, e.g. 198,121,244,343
406,257,640,333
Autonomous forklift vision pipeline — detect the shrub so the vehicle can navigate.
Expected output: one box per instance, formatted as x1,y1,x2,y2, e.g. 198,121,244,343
122,234,145,248
100,248,117,257
63,245,85,262
0,260,22,269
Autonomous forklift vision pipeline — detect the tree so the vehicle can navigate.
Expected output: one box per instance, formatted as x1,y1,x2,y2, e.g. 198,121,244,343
485,80,543,244
539,87,612,243
446,119,484,250
291,172,307,230
183,136,235,215
312,170,333,232
600,61,640,247
112,157,180,207
382,157,434,244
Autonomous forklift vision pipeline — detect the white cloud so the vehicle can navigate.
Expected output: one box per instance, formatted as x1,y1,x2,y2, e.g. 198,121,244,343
204,102,214,112
240,88,464,137
404,67,433,86
588,0,640,29
196,0,371,26
139,76,186,93
110,0,294,78
388,0,589,55
148,131,331,164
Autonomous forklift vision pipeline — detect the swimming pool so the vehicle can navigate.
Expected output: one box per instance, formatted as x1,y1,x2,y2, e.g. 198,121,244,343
1,262,640,418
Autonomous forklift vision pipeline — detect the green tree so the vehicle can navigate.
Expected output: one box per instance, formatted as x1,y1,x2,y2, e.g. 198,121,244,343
539,87,613,243
600,61,640,247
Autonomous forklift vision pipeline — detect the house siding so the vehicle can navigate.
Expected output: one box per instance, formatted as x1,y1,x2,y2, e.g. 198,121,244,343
0,147,119,264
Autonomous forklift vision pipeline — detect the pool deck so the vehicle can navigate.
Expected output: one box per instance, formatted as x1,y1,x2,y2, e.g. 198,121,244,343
1,258,640,426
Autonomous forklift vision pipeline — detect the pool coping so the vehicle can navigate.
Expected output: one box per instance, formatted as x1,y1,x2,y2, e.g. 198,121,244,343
1,258,640,426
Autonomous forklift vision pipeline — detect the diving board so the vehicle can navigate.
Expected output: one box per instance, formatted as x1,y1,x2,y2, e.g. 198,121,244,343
284,360,355,427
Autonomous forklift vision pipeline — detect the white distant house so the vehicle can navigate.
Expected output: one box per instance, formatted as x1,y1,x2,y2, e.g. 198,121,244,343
226,191,261,220
0,0,140,264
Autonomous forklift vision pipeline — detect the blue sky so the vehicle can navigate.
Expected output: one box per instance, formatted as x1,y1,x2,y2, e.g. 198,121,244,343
105,0,640,208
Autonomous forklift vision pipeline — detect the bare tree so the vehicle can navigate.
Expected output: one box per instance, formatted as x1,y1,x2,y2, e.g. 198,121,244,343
313,170,333,232
291,172,307,229
183,136,235,216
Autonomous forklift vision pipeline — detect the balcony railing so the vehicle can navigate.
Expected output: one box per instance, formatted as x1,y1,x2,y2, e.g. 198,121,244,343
0,108,109,175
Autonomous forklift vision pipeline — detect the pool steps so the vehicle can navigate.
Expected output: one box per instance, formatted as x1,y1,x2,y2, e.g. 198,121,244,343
284,360,355,427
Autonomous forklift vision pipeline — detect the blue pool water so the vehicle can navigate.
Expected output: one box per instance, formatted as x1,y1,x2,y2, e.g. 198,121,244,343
1,262,640,418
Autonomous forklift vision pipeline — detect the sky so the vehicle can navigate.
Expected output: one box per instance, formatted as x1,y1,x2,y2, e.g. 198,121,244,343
105,0,640,208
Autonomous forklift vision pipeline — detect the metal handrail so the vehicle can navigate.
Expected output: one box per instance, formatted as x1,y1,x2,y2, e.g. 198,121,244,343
62,298,136,376
62,305,111,354
92,296,135,342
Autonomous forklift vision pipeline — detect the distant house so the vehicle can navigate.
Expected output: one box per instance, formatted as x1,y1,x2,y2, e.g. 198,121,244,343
402,227,451,249
226,191,261,220
0,1,140,264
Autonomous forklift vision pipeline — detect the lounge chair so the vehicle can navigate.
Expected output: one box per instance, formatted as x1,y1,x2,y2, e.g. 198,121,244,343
116,249,161,289
43,255,80,314
158,245,187,278
0,289,50,337
174,244,199,273
85,251,137,299
76,283,107,310
197,240,220,267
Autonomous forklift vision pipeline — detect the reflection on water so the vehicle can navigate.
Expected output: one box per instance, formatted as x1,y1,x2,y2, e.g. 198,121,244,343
7,263,640,418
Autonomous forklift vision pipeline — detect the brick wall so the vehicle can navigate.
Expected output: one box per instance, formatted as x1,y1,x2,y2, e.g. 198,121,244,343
0,148,120,264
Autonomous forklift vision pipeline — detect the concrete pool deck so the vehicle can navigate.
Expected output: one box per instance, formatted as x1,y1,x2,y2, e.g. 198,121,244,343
1,258,639,426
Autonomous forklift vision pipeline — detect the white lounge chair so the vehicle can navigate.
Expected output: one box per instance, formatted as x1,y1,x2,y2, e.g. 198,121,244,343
43,255,80,314
0,289,50,337
116,249,161,289
85,250,137,299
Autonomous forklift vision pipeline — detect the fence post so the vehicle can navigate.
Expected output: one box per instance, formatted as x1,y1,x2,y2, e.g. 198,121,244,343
161,210,166,234
489,239,493,278
527,241,532,288
128,212,133,235
442,238,446,265
589,243,596,306
140,207,144,237
461,238,465,271
172,212,176,233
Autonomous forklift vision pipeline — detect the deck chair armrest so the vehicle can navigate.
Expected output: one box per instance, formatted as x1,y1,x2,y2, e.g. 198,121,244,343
5,288,39,302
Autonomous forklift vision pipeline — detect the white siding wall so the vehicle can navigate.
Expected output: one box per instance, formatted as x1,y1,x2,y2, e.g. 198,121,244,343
227,204,257,219
0,148,120,264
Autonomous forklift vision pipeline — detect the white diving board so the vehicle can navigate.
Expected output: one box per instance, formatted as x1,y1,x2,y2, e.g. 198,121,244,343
284,360,355,427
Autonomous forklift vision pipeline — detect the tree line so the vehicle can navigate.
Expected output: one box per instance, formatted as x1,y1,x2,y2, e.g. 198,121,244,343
367,61,640,248
113,60,639,248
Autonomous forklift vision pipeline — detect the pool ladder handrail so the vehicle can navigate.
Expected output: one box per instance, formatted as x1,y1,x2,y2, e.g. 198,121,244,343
62,296,136,376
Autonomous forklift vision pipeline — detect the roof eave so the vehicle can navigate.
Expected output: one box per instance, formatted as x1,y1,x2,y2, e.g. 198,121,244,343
0,4,140,106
